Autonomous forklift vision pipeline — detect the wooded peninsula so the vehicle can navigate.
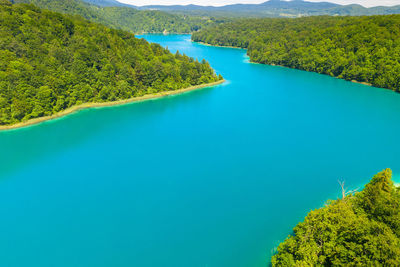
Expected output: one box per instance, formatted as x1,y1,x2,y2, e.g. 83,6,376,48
192,15,400,91
0,0,223,126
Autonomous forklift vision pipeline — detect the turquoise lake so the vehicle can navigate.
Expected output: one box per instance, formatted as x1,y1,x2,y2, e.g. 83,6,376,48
1,34,400,266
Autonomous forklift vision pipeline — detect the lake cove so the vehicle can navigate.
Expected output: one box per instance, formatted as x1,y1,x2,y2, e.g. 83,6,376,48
0,34,399,266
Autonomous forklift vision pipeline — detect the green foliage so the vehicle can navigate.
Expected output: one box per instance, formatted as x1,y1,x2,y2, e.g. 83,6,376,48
192,15,400,91
96,7,223,34
13,0,226,34
0,1,221,125
271,169,400,266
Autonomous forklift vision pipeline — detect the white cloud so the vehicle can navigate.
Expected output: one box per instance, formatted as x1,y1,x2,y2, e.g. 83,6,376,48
118,0,400,8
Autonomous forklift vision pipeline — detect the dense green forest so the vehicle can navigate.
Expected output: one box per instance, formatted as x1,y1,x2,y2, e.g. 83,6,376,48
82,0,129,7
272,169,400,266
0,0,222,125
13,0,225,34
192,15,400,91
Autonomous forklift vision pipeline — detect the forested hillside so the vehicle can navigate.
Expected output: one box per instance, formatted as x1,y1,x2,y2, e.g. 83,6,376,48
13,0,224,34
272,169,400,266
192,15,400,91
139,0,400,18
82,0,130,7
0,0,222,125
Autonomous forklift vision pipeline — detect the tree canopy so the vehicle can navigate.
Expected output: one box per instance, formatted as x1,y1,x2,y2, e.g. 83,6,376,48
192,15,400,91
13,0,226,34
272,169,400,266
0,0,222,125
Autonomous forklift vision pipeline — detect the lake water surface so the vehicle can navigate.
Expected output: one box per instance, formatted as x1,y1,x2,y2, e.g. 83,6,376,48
1,34,400,266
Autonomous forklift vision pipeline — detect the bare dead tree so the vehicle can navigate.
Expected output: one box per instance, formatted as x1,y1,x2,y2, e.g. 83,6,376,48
338,180,358,200
338,180,346,200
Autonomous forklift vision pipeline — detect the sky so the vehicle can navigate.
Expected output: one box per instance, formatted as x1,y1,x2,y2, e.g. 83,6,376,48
118,0,400,7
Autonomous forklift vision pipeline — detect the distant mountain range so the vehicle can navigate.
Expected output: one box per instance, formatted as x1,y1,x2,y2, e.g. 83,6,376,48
82,0,132,7
83,0,400,17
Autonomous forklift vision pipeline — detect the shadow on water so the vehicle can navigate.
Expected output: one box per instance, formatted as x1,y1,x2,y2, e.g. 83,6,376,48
0,85,219,178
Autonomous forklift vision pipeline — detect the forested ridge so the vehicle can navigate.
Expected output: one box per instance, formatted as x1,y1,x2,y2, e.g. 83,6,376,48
139,0,400,18
13,0,226,34
0,0,222,126
192,15,400,91
272,169,400,266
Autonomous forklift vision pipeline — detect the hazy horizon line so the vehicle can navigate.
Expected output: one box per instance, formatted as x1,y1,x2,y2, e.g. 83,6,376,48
118,0,400,8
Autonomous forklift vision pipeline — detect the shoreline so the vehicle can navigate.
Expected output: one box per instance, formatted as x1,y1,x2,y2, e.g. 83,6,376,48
193,41,246,50
136,32,191,35
195,41,377,88
253,61,373,86
350,80,372,86
246,54,375,87
0,80,225,131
